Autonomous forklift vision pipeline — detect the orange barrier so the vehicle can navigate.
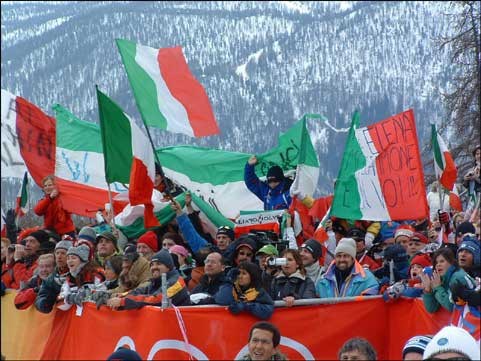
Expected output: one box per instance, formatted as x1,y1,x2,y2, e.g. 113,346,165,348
1,291,451,360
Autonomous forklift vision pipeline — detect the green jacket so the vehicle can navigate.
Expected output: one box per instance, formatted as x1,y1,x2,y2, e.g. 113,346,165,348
422,266,475,313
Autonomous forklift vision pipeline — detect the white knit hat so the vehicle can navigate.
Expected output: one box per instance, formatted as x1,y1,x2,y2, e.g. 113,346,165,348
423,326,480,360
335,238,356,259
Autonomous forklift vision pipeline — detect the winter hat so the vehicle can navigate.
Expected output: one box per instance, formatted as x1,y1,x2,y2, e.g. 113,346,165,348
67,245,90,263
78,226,97,244
170,244,189,258
96,231,118,250
409,253,432,276
457,236,481,268
423,326,480,360
29,230,50,245
346,227,366,241
122,244,139,263
137,231,159,252
382,244,409,263
301,239,323,260
235,235,257,253
335,238,357,259
55,240,73,251
14,288,37,310
402,335,432,359
266,165,284,182
150,249,174,270
411,232,429,244
455,221,476,238
395,224,415,240
216,225,235,242
105,255,123,276
107,347,142,361
256,244,279,257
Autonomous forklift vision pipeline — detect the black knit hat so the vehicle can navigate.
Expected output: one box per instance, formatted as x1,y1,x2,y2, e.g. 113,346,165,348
301,239,323,260
455,221,476,238
217,225,235,242
29,230,50,245
151,249,174,270
381,244,408,263
346,227,366,241
107,347,142,361
266,165,284,182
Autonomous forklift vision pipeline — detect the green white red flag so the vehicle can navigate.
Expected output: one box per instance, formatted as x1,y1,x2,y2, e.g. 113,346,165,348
431,124,457,190
15,171,29,217
1,89,117,217
449,185,462,212
116,39,219,137
331,110,428,221
96,88,159,228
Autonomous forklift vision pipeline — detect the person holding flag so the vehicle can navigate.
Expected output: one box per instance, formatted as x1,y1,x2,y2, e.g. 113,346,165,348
244,156,292,211
34,175,76,237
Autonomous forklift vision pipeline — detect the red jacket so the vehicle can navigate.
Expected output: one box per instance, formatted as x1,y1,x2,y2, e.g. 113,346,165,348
34,195,75,235
1,257,38,289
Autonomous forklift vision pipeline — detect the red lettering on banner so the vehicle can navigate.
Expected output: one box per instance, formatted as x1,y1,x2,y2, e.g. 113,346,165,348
15,97,56,186
368,109,428,220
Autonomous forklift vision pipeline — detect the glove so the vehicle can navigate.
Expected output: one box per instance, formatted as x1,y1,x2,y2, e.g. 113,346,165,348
228,301,245,315
364,232,375,250
438,210,450,225
386,281,406,300
91,290,110,310
65,289,86,306
5,209,18,244
450,281,480,307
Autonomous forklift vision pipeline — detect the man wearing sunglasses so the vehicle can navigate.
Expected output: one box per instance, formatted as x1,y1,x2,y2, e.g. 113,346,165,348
244,155,292,211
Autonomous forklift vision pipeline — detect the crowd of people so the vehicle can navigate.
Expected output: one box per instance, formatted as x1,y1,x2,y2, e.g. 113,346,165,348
1,145,480,360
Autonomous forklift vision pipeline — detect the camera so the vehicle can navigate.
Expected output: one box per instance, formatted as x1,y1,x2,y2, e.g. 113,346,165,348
267,257,287,267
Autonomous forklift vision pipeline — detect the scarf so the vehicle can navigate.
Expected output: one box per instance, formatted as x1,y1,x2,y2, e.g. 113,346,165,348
232,281,259,302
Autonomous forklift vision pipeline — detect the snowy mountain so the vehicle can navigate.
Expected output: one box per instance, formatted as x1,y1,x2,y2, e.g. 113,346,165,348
1,1,457,210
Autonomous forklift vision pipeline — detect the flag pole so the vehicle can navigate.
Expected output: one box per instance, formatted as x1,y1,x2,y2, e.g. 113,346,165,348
106,183,117,231
138,116,173,198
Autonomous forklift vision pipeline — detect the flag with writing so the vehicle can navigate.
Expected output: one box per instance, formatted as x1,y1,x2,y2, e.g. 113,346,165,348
331,110,428,221
15,171,29,217
1,89,118,217
116,39,219,137
96,88,159,228
431,124,457,190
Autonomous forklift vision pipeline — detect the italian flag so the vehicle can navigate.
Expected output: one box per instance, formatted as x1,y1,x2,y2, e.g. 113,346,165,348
449,185,462,212
2,89,116,217
331,110,428,221
116,39,219,138
96,88,159,228
15,171,29,217
431,124,457,191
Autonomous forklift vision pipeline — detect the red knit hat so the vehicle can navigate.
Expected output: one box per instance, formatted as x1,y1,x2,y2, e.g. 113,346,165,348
411,232,429,244
410,253,432,269
137,231,159,252
394,224,415,240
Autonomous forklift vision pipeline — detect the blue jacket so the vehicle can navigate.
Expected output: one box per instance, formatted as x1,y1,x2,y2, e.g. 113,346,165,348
176,213,219,254
316,261,379,298
244,164,291,210
215,282,274,320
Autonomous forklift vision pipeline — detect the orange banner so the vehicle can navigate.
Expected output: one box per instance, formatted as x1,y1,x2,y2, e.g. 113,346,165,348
1,294,451,360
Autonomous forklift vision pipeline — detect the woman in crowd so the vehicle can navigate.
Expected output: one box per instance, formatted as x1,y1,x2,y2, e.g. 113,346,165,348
269,249,316,307
215,261,274,319
421,247,475,313
34,175,76,237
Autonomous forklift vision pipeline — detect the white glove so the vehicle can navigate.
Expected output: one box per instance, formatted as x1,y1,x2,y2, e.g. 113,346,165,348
289,188,306,200
365,232,375,250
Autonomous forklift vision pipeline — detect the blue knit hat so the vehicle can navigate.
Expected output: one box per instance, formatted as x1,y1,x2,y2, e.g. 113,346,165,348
107,347,142,361
457,236,480,268
150,249,174,270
